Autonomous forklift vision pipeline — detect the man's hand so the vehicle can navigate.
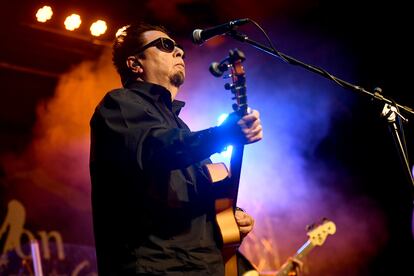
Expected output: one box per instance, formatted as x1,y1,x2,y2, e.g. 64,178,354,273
238,109,263,144
218,108,263,146
277,257,304,276
235,209,255,239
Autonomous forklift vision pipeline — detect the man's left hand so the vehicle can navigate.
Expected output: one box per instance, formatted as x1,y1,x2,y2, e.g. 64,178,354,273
235,209,255,238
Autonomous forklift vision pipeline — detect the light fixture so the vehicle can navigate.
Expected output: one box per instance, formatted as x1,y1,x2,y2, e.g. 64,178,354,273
64,14,81,31
36,6,53,23
90,20,107,37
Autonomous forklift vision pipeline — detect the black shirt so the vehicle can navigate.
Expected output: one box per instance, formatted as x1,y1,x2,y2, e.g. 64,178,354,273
90,81,228,275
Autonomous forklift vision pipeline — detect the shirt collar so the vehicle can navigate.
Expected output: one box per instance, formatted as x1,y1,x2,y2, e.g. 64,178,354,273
172,100,185,115
125,80,185,115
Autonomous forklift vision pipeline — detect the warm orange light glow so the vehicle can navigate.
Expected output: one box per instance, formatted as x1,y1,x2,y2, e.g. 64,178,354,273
64,14,81,31
115,25,129,38
36,6,53,23
90,20,107,37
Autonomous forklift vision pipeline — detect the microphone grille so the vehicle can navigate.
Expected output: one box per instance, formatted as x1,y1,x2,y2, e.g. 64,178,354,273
192,29,203,44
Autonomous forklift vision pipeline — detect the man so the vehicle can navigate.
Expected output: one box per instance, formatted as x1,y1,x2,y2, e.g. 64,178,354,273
89,22,263,275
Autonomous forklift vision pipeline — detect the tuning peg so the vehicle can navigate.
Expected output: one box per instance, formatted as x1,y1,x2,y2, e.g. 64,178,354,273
232,103,239,112
306,223,315,231
229,48,246,62
209,61,228,77
224,83,233,90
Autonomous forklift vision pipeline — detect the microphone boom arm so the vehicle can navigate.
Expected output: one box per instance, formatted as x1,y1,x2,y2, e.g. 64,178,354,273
227,31,414,116
226,29,414,190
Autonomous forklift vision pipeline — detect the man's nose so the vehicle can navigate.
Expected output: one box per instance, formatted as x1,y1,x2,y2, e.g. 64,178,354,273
174,47,185,59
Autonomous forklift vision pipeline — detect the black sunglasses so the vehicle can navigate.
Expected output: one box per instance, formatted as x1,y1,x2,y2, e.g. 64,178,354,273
136,37,185,57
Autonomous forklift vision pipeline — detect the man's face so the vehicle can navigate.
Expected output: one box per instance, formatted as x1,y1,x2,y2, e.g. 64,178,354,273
137,30,185,88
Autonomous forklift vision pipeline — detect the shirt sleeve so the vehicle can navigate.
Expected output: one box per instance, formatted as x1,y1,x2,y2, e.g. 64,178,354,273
91,90,229,172
143,126,227,170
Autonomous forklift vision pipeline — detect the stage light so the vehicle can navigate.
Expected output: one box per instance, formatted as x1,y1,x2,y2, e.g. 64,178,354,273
217,113,233,158
221,145,233,158
36,6,53,22
217,113,229,126
90,20,107,37
64,14,81,31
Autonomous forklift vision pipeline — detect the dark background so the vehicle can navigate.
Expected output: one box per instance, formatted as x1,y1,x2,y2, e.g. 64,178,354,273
1,0,413,275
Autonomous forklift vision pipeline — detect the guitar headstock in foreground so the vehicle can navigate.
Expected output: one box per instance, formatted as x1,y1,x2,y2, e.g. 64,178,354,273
307,219,336,247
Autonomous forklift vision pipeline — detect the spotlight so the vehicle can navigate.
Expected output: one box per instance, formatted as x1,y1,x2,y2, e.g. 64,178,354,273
64,14,81,31
217,113,229,126
217,113,233,157
36,6,53,22
90,20,107,37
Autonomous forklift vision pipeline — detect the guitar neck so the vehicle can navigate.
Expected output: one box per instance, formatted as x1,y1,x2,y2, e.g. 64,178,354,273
275,239,315,276
229,106,248,207
229,144,244,207
295,239,315,260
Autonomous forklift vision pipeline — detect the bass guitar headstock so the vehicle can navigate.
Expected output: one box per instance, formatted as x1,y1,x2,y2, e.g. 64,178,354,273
306,218,336,247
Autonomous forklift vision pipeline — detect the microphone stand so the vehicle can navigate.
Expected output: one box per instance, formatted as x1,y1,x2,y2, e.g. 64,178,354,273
226,29,414,224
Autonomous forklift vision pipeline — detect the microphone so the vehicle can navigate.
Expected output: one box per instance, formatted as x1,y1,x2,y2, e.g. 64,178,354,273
192,18,250,45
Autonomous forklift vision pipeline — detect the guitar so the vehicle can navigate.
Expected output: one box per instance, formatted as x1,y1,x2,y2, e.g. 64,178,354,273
203,49,250,276
275,219,336,276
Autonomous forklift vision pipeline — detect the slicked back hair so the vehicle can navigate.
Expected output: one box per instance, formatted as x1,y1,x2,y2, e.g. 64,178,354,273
112,22,169,85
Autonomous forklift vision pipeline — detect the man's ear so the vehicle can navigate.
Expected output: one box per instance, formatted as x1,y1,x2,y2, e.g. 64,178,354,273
126,56,143,74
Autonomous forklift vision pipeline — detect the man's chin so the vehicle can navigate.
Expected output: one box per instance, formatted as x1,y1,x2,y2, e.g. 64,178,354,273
170,72,185,87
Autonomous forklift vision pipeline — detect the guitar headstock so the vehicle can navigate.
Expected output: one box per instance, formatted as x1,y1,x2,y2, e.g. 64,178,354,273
306,219,336,246
210,49,248,116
